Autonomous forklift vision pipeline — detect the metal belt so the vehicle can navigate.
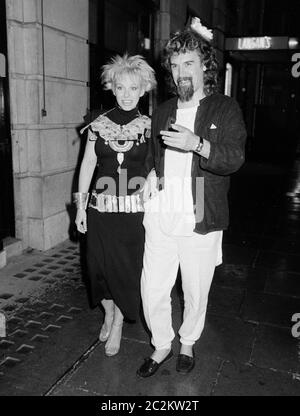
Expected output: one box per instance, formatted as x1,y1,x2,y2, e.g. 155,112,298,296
89,192,144,213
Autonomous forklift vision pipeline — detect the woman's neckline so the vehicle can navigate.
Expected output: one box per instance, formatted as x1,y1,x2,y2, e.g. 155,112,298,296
114,105,140,118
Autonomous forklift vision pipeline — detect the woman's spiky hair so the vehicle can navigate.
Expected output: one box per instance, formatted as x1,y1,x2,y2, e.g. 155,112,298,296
101,54,157,92
162,28,219,96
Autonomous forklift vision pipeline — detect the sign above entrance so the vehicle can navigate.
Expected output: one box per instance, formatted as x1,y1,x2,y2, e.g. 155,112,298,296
225,36,299,51
238,36,272,50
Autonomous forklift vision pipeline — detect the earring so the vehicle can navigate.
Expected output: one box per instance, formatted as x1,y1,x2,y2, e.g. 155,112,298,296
203,65,207,72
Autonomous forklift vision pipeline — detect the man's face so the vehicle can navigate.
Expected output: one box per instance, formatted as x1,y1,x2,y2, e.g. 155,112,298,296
170,50,204,102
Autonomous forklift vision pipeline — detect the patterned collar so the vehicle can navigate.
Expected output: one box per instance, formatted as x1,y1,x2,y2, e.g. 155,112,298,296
81,112,151,143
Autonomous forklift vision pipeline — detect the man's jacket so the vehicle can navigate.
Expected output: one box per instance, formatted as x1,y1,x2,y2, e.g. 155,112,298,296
146,93,247,234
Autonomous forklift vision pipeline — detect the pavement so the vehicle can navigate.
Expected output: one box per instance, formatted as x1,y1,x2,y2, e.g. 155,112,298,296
0,159,300,397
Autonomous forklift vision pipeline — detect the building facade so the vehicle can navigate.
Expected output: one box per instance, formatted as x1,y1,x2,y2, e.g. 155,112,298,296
0,0,233,267
1,0,89,264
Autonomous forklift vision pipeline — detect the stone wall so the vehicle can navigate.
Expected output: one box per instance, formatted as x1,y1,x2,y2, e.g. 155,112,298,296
6,0,89,250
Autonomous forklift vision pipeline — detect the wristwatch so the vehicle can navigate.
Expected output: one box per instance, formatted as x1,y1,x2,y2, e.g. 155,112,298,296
194,136,204,154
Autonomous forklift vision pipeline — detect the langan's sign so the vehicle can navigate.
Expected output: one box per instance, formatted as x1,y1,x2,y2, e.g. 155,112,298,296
225,36,299,51
238,37,271,50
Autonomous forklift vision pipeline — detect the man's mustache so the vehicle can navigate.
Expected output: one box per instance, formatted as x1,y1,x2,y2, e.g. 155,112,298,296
177,77,193,84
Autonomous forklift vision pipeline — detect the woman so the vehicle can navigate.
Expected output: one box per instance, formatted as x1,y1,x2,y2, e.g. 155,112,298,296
74,54,156,357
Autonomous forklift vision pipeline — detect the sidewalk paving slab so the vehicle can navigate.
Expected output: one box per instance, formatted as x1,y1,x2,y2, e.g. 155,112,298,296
49,337,222,397
212,361,300,396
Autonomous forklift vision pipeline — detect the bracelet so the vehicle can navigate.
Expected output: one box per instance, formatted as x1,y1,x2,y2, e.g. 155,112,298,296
194,136,204,154
73,192,89,210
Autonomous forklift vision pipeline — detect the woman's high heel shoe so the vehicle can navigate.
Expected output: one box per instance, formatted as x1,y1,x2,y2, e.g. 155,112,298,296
105,322,123,357
99,316,113,342
99,325,109,342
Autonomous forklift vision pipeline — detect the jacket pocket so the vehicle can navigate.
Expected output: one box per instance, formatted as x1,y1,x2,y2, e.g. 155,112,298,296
206,128,219,143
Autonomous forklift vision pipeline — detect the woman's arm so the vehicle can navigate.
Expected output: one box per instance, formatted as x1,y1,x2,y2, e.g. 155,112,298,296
75,131,97,233
78,130,98,192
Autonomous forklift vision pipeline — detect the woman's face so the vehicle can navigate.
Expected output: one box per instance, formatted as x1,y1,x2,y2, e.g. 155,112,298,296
113,73,145,111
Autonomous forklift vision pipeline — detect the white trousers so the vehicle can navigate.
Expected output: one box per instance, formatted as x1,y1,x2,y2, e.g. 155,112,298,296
141,212,222,350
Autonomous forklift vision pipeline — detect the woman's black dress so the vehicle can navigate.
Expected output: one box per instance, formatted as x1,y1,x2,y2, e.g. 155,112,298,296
86,106,151,321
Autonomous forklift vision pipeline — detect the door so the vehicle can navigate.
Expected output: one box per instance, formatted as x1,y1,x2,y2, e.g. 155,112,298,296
231,56,300,163
254,63,299,162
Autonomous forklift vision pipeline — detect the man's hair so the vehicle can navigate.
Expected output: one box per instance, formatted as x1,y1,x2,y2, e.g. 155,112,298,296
101,54,157,92
162,28,219,96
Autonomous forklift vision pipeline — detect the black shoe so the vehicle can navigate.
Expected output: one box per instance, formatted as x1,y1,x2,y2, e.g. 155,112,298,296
176,353,195,374
137,350,173,378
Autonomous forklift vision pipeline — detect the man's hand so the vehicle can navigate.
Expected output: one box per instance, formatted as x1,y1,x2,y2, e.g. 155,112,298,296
75,209,87,234
160,124,198,152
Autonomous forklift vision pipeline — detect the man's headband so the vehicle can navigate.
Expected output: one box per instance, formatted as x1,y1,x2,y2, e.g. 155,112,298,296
190,17,213,42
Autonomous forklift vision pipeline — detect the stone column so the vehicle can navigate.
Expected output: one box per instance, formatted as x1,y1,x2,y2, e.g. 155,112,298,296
154,0,171,61
6,0,89,250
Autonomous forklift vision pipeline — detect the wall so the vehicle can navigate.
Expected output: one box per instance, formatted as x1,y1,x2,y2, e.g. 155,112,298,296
6,0,89,250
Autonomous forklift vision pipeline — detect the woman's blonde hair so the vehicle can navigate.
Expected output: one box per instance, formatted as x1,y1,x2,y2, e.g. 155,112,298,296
101,53,157,92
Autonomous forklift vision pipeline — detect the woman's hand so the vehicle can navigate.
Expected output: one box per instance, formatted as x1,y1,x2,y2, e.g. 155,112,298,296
75,209,87,234
142,169,158,202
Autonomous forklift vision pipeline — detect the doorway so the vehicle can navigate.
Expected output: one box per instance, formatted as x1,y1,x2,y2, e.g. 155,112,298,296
228,49,300,163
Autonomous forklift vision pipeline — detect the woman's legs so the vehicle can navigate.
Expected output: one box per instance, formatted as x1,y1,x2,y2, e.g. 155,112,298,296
99,299,114,341
105,303,124,356
100,299,124,356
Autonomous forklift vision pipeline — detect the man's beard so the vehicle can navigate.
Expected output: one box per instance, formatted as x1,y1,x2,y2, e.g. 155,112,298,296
176,77,194,102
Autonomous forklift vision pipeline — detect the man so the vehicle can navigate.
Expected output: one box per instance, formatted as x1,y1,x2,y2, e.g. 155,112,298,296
137,19,246,378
